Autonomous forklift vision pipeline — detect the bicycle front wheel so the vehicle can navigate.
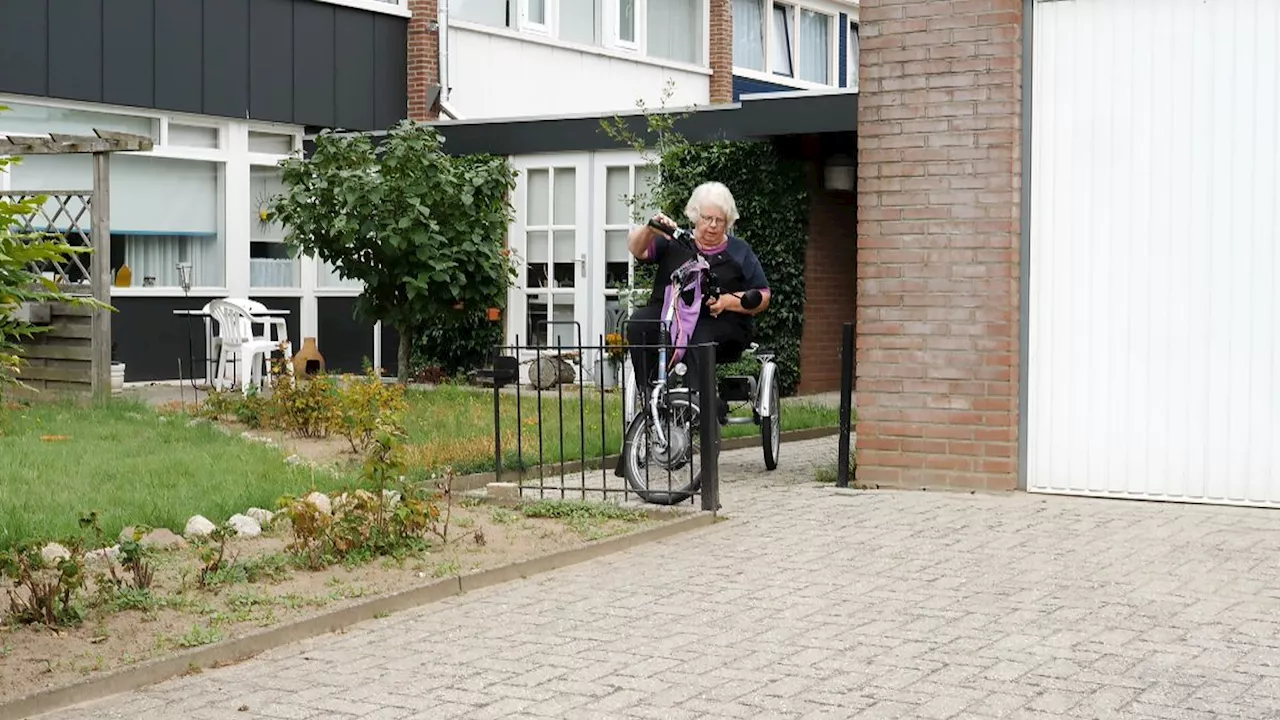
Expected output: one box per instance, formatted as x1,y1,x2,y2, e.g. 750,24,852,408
621,391,703,505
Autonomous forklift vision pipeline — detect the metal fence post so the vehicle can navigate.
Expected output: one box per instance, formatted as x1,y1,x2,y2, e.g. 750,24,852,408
837,322,854,488
698,342,720,512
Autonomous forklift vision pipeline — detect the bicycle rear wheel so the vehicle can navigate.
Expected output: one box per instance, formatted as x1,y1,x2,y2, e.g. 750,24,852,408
621,391,703,505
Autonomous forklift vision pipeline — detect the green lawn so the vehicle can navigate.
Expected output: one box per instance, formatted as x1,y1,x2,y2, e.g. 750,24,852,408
0,399,346,549
1,385,840,548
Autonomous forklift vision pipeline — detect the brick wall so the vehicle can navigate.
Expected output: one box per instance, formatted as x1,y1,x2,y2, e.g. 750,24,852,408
797,168,858,395
854,0,1023,491
408,0,439,121
709,0,733,104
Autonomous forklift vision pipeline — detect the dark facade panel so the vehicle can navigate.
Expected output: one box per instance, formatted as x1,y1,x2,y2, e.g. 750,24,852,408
48,0,103,102
0,1,49,97
154,0,204,114
203,0,251,119
0,0,405,132
113,296,215,382
317,297,385,375
335,8,376,131
293,2,337,128
103,0,155,109
373,16,408,131
249,0,295,124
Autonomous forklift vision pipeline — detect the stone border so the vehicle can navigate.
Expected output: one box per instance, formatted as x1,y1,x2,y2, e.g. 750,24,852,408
3,512,717,720
451,426,842,492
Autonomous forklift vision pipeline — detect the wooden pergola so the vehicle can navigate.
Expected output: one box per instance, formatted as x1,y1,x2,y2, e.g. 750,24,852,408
1,129,153,400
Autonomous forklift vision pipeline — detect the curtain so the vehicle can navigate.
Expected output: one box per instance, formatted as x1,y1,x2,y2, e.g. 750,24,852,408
733,0,765,70
848,21,859,88
120,234,224,288
646,0,699,64
798,9,830,84
560,0,598,44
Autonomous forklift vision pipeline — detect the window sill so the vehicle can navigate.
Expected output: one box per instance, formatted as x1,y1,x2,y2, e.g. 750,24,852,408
110,287,230,298
308,0,411,18
451,20,712,77
732,67,841,92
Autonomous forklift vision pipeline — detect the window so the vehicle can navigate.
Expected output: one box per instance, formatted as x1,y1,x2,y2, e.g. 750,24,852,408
249,166,299,289
453,0,704,66
732,0,838,86
7,154,226,289
0,103,158,141
848,20,859,89
733,0,765,71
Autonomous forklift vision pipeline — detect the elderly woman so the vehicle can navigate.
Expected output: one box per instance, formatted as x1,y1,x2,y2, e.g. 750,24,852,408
624,181,771,415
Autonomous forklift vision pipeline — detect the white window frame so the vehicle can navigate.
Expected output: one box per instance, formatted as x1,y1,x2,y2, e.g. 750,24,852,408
608,0,641,51
732,0,843,90
520,0,551,34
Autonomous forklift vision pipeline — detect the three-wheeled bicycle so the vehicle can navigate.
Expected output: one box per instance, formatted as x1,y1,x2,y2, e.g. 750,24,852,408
615,219,781,506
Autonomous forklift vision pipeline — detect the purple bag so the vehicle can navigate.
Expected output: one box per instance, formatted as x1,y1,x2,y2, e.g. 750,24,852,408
662,256,709,368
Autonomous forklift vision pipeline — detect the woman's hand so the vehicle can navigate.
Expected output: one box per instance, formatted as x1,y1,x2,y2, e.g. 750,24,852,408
705,293,740,317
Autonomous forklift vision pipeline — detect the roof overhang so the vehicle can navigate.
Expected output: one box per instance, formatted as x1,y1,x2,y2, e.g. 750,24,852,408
311,90,857,158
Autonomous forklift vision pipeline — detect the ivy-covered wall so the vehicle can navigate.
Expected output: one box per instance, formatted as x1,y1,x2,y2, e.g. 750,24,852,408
653,140,811,396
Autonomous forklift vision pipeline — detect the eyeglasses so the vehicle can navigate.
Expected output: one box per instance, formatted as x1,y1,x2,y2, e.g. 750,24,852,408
701,215,727,228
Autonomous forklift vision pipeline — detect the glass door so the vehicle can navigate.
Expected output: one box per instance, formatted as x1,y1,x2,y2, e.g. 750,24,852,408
508,154,591,356
590,151,659,387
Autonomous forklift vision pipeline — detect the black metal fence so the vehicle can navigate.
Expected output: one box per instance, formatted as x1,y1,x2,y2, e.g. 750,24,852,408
488,324,720,511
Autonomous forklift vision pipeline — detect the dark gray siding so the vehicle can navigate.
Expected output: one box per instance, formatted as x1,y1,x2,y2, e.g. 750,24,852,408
0,0,407,132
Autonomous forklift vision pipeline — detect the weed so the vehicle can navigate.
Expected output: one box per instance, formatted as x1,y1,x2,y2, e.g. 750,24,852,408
0,540,87,626
197,524,235,588
175,623,222,648
489,508,518,524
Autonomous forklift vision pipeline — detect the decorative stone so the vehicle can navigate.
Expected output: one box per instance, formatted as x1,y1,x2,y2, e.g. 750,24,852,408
119,527,186,549
245,507,274,527
41,542,71,564
227,514,262,538
487,482,520,501
185,515,217,538
86,545,121,563
303,492,332,515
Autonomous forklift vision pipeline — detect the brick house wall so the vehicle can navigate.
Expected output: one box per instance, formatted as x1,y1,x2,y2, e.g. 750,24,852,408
854,0,1023,490
709,0,733,104
408,0,439,121
797,167,858,395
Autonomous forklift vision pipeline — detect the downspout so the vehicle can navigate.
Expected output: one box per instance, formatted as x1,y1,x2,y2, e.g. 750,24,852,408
1016,0,1034,491
438,0,463,120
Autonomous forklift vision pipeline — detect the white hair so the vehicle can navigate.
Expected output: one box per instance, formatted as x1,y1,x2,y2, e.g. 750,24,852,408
684,181,739,231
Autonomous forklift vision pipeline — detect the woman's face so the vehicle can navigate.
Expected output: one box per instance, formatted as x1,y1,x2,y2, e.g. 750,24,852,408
694,204,728,245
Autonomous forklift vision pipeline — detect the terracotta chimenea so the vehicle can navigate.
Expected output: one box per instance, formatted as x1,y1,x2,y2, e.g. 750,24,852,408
292,337,326,377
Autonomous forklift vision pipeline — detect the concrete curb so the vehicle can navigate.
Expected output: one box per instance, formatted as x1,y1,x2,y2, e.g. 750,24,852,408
451,426,842,493
5,512,718,720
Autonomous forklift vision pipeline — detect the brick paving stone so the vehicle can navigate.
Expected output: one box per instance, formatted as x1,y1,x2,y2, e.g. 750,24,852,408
29,437,1280,720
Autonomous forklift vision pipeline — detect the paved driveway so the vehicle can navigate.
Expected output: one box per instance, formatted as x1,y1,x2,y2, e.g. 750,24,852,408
38,439,1280,719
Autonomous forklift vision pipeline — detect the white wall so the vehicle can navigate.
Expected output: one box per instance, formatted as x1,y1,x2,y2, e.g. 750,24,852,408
447,24,710,120
1027,0,1280,506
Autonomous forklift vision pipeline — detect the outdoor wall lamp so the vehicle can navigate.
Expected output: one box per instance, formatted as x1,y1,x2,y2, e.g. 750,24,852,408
823,153,856,192
176,262,193,296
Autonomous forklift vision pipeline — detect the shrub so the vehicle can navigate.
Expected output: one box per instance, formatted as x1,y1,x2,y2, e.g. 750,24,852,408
409,309,505,380
334,367,409,454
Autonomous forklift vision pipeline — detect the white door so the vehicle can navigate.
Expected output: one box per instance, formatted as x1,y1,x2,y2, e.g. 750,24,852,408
1027,0,1280,506
507,154,591,356
589,151,660,344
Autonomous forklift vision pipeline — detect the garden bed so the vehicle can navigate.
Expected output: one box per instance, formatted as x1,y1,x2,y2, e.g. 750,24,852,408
0,495,688,707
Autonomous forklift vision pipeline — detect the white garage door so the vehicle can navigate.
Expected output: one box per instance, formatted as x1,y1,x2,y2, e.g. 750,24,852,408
1028,0,1280,506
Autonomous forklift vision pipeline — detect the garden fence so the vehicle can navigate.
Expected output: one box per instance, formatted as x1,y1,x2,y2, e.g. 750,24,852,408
488,322,720,511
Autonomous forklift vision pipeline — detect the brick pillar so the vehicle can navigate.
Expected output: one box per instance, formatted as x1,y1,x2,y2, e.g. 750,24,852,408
408,0,440,121
854,1,1023,490
708,0,733,104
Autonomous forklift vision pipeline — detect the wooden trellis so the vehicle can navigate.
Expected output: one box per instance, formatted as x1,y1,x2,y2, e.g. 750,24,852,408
1,129,153,399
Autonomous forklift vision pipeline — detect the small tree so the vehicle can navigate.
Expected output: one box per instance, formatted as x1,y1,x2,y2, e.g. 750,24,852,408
271,120,518,383
0,154,107,395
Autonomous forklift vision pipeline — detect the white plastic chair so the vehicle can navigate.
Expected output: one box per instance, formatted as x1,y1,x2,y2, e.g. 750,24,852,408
207,299,293,393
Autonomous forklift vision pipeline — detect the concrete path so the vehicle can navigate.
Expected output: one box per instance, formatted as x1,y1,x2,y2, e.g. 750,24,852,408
37,438,1280,720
